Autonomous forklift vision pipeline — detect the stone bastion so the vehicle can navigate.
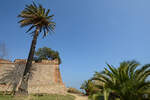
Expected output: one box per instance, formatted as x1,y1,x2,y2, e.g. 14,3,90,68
0,59,67,94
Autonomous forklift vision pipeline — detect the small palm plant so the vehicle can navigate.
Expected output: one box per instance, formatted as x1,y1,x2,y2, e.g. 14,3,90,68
18,2,55,93
92,61,150,100
80,80,100,96
80,80,93,95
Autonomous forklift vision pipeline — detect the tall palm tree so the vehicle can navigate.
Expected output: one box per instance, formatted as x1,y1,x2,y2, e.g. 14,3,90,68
92,61,150,100
18,2,55,93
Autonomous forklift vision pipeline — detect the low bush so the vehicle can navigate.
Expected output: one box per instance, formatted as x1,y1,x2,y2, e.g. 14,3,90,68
67,87,82,94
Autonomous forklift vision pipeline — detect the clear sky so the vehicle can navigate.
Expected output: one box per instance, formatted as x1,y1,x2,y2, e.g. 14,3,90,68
1,0,150,89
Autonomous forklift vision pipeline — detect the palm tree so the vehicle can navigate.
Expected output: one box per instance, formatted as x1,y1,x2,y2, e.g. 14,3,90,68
92,61,150,100
18,2,55,93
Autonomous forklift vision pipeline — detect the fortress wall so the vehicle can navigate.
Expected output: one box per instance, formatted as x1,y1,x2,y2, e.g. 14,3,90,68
54,65,63,84
0,59,67,94
0,64,15,78
0,60,15,91
28,64,55,88
28,63,66,94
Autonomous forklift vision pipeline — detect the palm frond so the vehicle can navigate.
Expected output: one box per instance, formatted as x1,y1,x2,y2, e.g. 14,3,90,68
92,61,150,99
18,2,55,37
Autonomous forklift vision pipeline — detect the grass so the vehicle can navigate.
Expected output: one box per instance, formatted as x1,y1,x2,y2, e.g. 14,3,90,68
0,94,75,100
0,95,12,100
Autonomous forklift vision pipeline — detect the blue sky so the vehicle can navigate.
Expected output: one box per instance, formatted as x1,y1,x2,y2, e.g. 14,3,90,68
1,0,150,89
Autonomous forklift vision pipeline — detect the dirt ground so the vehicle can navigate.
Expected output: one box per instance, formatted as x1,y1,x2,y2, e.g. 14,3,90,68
68,93,89,100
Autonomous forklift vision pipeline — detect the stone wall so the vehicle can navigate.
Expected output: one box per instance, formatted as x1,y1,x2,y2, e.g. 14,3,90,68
0,59,67,95
0,59,15,91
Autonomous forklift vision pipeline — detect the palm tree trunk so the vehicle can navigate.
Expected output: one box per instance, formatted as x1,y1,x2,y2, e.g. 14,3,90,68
104,89,109,100
17,27,40,95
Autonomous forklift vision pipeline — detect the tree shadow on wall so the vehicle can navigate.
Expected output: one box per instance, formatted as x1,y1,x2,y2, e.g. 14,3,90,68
0,61,36,95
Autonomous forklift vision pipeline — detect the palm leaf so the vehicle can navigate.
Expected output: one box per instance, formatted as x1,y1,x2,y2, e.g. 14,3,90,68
18,2,55,36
